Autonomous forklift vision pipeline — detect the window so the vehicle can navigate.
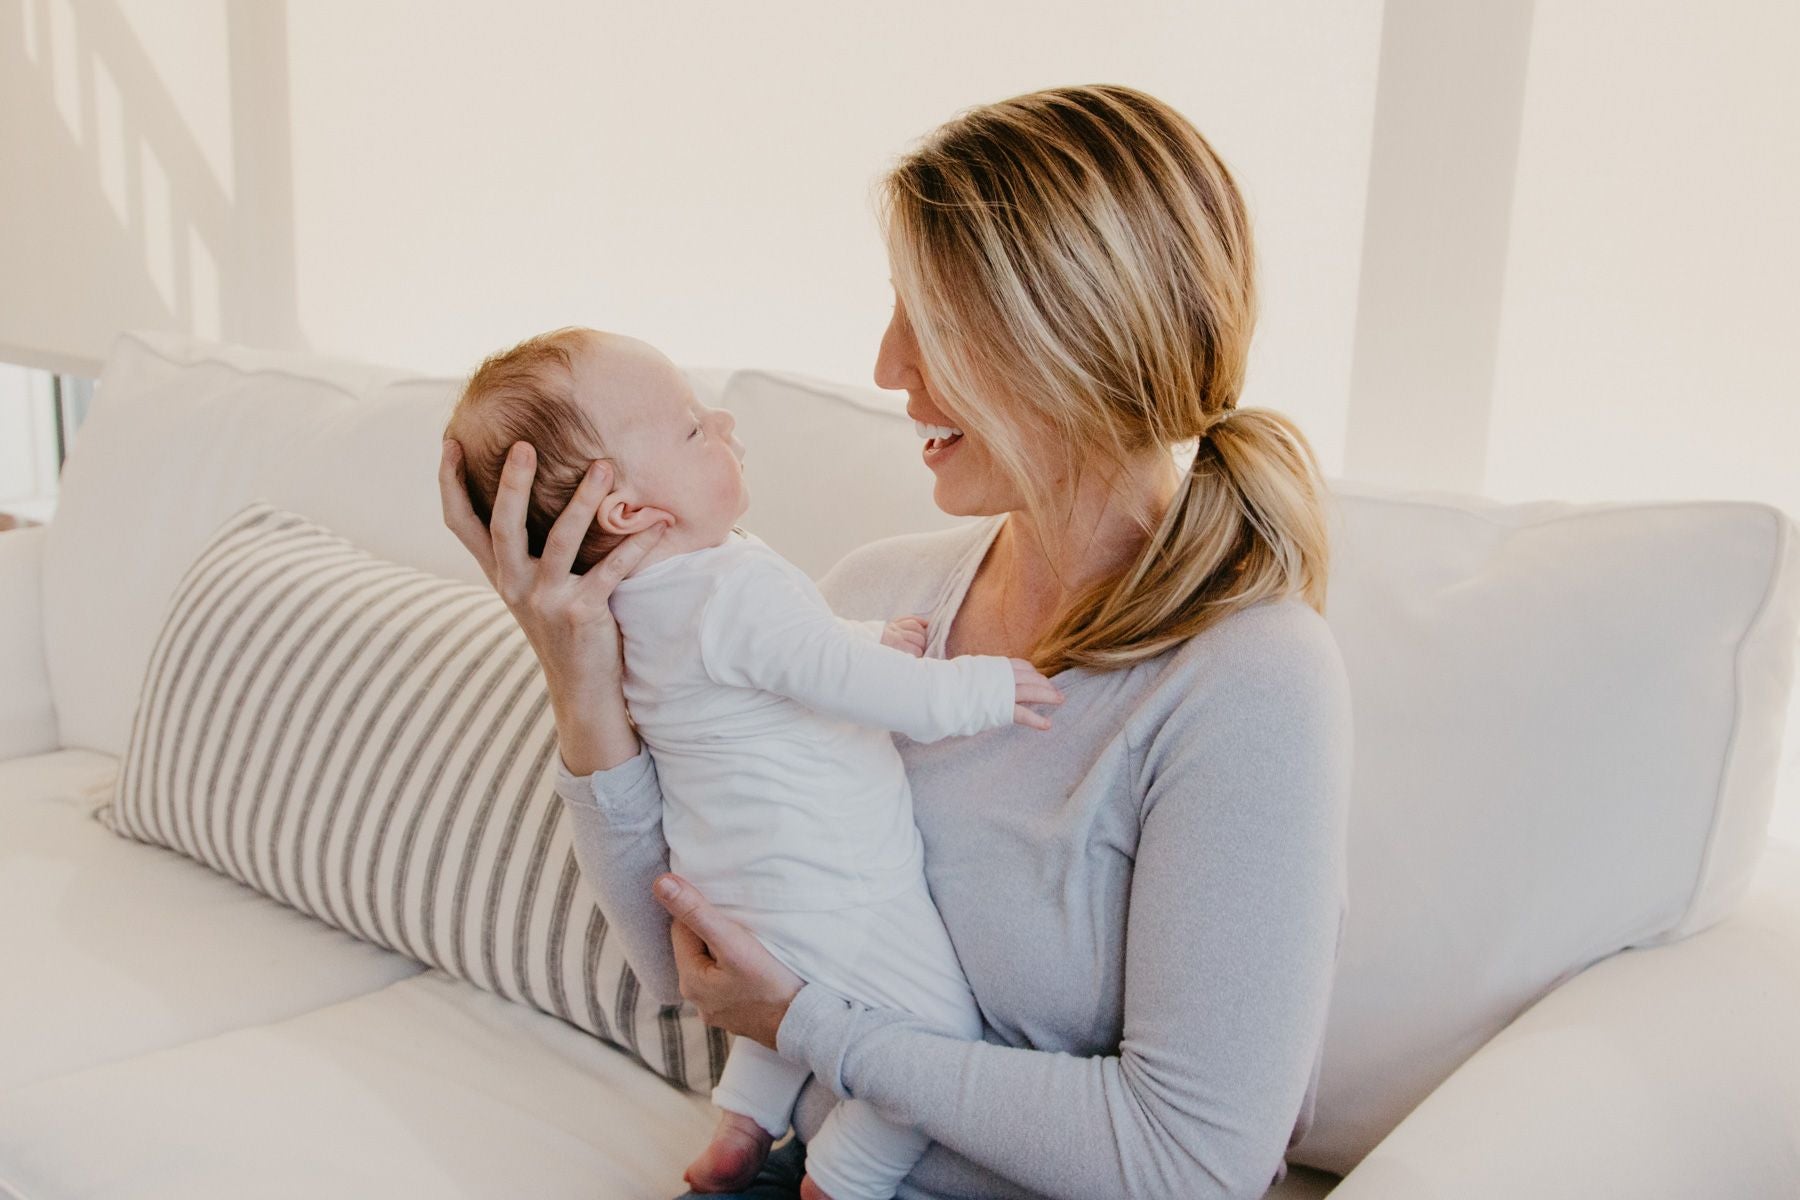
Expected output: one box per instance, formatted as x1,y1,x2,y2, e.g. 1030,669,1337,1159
0,363,94,528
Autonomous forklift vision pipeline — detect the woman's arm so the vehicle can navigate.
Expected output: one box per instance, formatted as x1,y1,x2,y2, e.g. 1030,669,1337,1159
554,748,684,1005
774,626,1354,1200
438,438,685,1005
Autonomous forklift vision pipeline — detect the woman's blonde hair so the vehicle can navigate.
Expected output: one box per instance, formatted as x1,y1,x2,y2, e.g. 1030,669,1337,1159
880,83,1333,674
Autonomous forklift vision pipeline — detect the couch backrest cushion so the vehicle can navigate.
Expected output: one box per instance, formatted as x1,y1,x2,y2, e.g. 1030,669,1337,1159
98,500,723,1092
1301,481,1800,1170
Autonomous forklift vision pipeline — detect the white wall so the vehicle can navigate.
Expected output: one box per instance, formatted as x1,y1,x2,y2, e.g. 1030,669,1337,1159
1485,1,1800,519
1481,2,1800,840
0,0,1385,481
5,0,1798,827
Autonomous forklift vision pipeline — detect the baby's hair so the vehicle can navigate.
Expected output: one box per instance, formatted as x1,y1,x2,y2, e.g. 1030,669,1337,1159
445,326,624,574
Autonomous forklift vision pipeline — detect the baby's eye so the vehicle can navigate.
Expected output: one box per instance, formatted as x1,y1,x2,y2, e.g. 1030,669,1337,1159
689,422,702,440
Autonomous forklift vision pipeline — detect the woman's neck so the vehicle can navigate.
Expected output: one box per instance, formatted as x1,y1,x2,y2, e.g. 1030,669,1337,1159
961,450,1183,654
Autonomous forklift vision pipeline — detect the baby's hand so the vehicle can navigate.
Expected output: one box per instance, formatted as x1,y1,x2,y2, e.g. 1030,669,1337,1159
882,615,929,657
1011,659,1065,731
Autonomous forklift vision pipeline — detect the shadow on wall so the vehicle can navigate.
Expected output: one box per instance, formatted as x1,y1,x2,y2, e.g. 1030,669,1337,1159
6,0,303,366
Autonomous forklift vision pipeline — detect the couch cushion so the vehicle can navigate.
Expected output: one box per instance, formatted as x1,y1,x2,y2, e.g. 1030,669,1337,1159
1301,483,1800,1172
100,500,723,1094
0,969,719,1200
0,957,1350,1199
0,748,423,1092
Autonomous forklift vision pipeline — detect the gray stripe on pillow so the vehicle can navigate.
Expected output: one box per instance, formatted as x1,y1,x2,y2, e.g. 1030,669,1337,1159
253,575,457,910
216,560,422,890
156,519,319,861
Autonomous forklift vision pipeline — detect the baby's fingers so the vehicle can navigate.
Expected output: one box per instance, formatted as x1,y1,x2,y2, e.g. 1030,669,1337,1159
1013,704,1053,732
1014,680,1065,706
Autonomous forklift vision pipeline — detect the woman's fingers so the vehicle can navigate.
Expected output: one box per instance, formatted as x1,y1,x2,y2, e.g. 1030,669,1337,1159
541,458,613,579
579,516,671,604
669,913,715,969
489,442,538,593
438,439,497,582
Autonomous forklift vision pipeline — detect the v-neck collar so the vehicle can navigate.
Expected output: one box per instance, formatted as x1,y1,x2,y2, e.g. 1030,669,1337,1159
924,514,1008,661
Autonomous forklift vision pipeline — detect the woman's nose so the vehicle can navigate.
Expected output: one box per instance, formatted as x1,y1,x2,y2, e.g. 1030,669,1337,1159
874,309,923,392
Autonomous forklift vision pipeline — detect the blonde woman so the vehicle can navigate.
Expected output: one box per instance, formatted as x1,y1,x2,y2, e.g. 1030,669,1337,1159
440,83,1351,1200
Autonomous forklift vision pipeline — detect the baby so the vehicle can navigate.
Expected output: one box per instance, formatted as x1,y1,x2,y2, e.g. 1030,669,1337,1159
445,327,1062,1200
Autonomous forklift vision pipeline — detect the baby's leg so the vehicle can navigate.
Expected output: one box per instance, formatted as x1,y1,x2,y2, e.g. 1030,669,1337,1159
714,1035,812,1137
686,1038,811,1193
800,1096,931,1200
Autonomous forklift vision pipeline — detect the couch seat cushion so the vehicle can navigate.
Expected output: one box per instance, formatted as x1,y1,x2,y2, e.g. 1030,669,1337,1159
0,749,423,1092
0,969,718,1200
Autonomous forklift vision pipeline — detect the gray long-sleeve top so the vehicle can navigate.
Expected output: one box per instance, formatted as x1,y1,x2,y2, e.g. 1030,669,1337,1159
553,513,1353,1200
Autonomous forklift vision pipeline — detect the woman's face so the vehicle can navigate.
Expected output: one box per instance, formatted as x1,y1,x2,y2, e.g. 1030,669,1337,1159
876,289,1038,518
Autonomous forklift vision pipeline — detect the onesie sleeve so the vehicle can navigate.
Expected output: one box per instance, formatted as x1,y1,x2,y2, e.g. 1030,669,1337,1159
698,559,1018,742
552,747,684,1007
844,617,887,643
776,619,1354,1200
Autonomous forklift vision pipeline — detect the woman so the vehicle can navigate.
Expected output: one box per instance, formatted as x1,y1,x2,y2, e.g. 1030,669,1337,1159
440,83,1351,1200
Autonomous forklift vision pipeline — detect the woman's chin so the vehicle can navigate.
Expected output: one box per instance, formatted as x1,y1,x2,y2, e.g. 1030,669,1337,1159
930,478,998,520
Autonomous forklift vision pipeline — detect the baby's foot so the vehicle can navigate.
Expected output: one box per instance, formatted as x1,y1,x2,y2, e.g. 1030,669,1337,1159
682,1110,774,1193
798,1173,836,1200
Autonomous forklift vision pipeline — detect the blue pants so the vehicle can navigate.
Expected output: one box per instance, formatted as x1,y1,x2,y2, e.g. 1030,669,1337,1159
674,1135,806,1199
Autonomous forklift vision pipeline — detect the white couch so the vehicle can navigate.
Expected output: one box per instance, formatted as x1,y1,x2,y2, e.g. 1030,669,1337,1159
4,330,1799,1200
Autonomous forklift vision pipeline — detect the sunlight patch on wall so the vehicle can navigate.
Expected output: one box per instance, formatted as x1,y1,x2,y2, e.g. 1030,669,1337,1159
188,225,221,337
139,140,174,309
94,57,128,224
47,0,78,138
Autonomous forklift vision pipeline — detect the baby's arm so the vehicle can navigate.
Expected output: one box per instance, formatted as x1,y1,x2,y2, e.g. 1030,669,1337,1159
699,561,1053,742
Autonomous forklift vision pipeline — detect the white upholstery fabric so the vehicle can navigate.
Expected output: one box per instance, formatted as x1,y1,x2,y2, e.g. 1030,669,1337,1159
0,956,1346,1199
1303,483,1800,1171
1327,836,1800,1200
0,970,718,1200
0,748,423,1092
101,501,721,1093
0,526,58,760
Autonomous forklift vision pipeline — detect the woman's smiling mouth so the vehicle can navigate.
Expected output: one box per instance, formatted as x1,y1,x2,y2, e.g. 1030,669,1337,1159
914,419,965,461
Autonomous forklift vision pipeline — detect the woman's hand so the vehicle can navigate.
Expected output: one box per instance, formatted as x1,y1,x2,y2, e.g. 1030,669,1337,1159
654,873,804,1051
438,438,669,772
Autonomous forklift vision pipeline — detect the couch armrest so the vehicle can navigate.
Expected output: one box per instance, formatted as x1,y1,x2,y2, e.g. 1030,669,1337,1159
0,526,59,760
1328,838,1800,1200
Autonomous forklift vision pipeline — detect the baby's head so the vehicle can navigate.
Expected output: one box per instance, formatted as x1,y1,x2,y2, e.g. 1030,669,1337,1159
445,326,748,573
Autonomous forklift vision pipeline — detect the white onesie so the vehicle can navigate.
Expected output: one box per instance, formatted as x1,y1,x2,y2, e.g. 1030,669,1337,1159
606,528,1015,1200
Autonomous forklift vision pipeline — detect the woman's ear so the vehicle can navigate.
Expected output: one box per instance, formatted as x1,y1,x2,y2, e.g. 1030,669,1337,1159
597,490,674,537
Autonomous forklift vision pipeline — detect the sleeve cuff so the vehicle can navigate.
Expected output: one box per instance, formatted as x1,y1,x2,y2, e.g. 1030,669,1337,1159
977,654,1018,729
775,982,863,1100
845,617,886,643
553,744,660,819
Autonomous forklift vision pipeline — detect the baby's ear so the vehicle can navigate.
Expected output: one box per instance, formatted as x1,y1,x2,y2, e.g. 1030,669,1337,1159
596,492,673,537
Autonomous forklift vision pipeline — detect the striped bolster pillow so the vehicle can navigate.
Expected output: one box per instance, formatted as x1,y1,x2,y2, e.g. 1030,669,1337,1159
99,501,725,1092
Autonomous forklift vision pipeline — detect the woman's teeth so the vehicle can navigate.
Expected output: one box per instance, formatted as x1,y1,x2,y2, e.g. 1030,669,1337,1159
914,420,965,450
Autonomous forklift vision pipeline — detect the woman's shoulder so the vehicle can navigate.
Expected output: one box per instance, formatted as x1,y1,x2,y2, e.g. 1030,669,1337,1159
815,516,1000,622
1143,596,1352,740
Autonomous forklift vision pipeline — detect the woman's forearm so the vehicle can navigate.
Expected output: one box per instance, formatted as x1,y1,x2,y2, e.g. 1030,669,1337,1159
548,659,683,1003
550,679,641,775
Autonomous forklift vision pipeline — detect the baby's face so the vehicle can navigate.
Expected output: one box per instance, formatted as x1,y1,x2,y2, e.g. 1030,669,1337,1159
572,332,749,549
